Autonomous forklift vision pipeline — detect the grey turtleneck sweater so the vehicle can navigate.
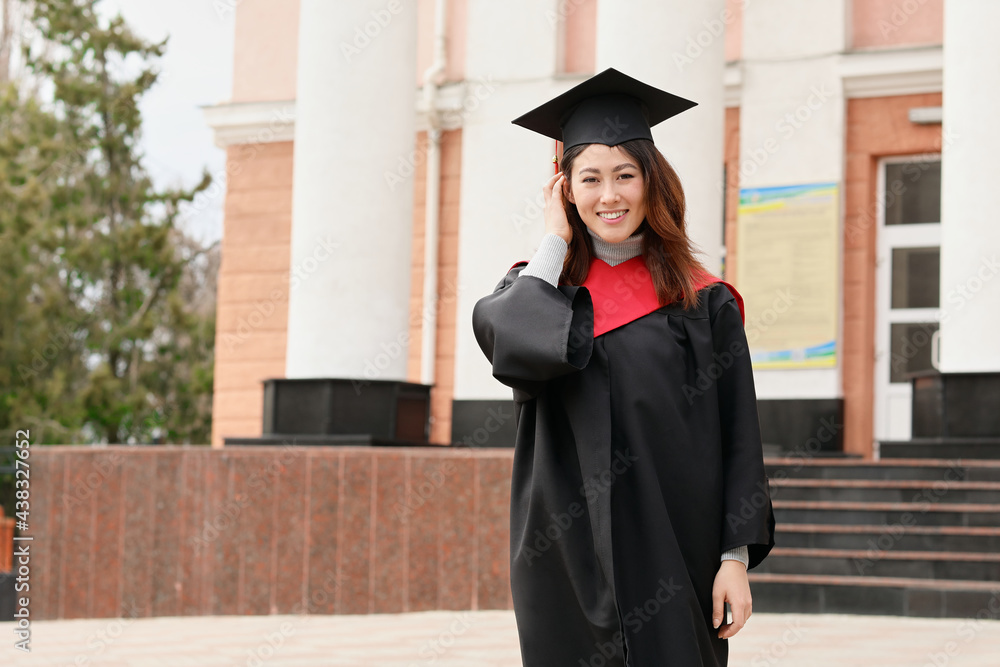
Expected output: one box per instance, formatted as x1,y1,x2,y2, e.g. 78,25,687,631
519,228,751,569
519,227,644,285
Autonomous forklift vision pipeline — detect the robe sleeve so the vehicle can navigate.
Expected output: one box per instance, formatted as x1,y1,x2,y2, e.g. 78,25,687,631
709,285,776,570
471,264,594,402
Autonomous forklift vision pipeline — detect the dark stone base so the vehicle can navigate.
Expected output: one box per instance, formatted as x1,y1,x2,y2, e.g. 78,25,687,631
224,434,432,447
756,398,844,455
0,572,14,621
262,378,432,442
450,400,517,447
912,371,1000,438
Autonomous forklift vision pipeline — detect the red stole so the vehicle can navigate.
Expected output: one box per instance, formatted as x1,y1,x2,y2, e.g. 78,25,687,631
510,257,746,337
580,257,745,337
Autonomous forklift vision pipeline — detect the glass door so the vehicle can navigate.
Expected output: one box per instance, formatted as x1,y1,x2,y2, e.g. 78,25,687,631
874,156,942,450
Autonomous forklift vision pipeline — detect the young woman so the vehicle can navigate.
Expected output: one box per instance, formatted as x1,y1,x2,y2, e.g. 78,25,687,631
471,69,775,666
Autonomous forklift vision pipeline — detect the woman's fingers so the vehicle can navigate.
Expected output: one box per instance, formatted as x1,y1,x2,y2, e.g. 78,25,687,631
713,559,752,638
543,171,564,204
542,171,558,199
711,588,726,630
542,172,572,243
717,596,753,639
718,603,745,638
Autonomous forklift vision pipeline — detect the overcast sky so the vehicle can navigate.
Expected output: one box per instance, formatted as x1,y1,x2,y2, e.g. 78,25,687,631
99,0,236,245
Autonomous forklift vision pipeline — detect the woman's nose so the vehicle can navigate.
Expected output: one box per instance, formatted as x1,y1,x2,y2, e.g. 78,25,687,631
600,183,620,203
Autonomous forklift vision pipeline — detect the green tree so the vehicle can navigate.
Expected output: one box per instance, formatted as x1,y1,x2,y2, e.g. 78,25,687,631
0,84,90,444
0,0,215,445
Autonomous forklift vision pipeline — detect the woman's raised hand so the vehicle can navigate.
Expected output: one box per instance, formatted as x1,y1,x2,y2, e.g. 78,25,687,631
543,171,573,244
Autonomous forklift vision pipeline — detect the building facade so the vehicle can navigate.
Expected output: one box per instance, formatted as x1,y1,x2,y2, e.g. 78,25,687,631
203,0,1000,458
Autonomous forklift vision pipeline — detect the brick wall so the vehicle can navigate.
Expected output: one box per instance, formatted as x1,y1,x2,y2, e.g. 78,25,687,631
407,129,464,445
842,92,943,457
211,141,295,446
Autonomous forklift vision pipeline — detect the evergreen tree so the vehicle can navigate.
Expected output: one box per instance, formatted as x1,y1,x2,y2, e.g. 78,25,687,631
0,0,215,444
0,82,89,444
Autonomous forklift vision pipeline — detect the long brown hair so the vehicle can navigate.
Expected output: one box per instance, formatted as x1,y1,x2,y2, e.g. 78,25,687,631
559,139,713,312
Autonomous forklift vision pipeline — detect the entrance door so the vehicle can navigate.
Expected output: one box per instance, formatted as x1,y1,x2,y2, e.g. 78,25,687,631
874,156,942,450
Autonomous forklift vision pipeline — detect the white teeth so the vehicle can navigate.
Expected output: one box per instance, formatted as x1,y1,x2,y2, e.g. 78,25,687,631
598,211,625,219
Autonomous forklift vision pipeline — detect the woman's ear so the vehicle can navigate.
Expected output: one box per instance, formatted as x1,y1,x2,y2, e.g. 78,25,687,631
565,180,575,204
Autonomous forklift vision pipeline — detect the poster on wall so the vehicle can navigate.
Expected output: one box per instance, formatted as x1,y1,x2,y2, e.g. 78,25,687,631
736,182,839,369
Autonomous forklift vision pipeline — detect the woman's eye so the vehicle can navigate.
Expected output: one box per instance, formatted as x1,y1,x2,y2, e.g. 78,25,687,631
619,173,634,179
582,177,597,183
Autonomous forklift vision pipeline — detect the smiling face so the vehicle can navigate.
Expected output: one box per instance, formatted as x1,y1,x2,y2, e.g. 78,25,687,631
566,143,647,244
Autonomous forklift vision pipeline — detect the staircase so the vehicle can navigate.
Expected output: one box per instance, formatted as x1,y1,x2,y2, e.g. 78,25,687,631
751,457,1000,618
880,437,1000,461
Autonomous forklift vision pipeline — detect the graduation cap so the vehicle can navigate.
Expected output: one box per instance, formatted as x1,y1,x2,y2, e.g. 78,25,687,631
511,67,697,151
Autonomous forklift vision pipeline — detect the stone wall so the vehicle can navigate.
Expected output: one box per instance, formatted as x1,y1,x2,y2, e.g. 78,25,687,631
30,446,513,619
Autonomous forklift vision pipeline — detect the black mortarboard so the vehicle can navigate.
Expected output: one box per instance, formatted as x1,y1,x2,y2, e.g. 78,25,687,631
511,67,697,150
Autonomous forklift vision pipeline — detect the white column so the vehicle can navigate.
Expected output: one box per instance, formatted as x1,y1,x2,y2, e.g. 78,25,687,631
594,0,727,274
285,1,417,380
453,0,564,400
738,0,847,400
939,0,1000,373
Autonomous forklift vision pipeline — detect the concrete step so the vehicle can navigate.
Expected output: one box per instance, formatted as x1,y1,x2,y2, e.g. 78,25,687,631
757,457,1000,618
748,573,1000,618
880,437,1000,460
775,523,1000,553
769,478,1000,504
754,547,1000,581
765,457,1000,482
772,500,1000,528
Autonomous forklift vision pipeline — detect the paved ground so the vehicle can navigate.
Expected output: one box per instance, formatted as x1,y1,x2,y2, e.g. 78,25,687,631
1,610,999,666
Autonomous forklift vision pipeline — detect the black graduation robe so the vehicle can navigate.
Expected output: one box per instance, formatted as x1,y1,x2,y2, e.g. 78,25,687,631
471,255,776,666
